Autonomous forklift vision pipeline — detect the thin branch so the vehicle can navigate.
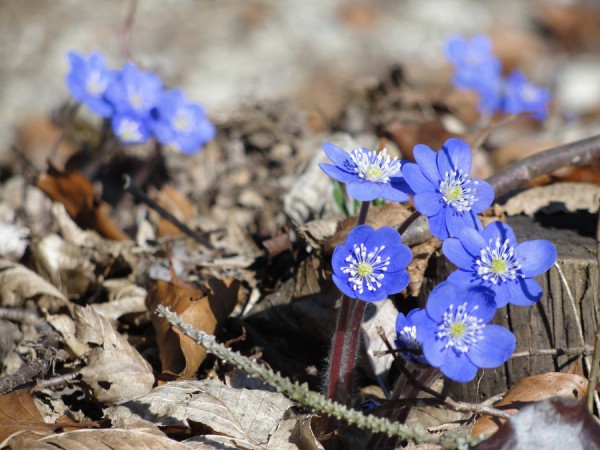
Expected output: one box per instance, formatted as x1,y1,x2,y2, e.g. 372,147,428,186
122,175,214,250
511,345,594,358
121,0,140,65
486,134,600,198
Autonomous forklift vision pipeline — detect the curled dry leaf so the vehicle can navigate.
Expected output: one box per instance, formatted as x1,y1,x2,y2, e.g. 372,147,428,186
471,372,588,437
74,306,154,406
91,279,147,325
106,379,295,449
146,276,241,379
0,259,68,312
474,397,600,450
502,182,600,216
0,388,51,445
36,163,128,240
406,237,441,297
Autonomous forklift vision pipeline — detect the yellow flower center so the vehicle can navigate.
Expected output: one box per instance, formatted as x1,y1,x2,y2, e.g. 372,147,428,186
444,185,462,202
491,258,507,274
357,262,373,278
450,321,466,338
365,164,383,181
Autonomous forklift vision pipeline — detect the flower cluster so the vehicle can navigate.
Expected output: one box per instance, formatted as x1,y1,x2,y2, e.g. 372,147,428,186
66,52,215,153
445,35,551,120
322,137,557,382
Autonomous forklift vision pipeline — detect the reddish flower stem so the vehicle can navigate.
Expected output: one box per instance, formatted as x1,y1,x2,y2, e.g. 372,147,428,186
326,201,370,403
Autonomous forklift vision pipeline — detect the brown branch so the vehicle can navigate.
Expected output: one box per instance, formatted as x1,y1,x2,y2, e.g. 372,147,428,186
486,134,600,198
511,345,594,359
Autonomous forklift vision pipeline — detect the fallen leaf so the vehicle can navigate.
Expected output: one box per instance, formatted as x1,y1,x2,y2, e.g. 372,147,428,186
146,276,240,379
474,397,600,450
0,259,68,311
406,238,441,297
151,185,194,237
0,388,51,445
502,182,600,216
91,279,147,325
74,306,154,406
106,379,295,448
471,372,588,437
36,163,128,240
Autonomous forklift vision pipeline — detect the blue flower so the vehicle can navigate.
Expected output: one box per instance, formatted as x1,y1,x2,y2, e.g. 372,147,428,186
319,143,412,202
501,70,551,120
445,35,502,92
105,62,163,119
150,89,215,153
442,221,557,307
402,138,495,240
66,52,116,117
111,112,150,145
411,282,516,382
332,225,412,302
395,309,428,364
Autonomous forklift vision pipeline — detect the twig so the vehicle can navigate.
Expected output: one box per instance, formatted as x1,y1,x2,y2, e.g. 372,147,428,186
486,134,600,198
121,0,140,65
156,305,487,449
122,174,214,250
511,345,594,358
398,210,422,235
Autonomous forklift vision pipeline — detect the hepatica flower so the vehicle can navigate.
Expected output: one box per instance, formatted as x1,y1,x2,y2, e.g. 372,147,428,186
445,35,501,92
411,282,516,382
332,225,412,302
442,221,557,307
106,62,163,118
319,143,412,202
66,52,115,117
402,138,494,240
502,70,551,120
111,112,150,145
150,89,216,153
395,309,428,364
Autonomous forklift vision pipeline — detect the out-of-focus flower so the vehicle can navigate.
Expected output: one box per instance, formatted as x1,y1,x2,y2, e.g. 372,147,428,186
411,282,516,382
445,35,502,92
331,225,412,302
402,138,494,240
442,221,557,307
502,70,551,120
111,112,150,145
66,52,116,117
150,89,215,153
105,62,163,118
319,143,412,202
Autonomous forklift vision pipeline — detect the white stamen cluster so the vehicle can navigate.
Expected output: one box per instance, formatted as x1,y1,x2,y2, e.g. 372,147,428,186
476,238,523,284
117,119,143,143
437,303,485,353
85,71,107,96
341,243,390,294
399,325,418,348
438,169,478,212
349,148,401,183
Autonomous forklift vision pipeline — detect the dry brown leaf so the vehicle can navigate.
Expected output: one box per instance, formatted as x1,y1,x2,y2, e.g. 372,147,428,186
74,306,154,406
0,259,68,311
8,422,189,450
106,379,295,449
91,279,147,325
406,238,441,297
471,372,588,437
146,276,240,379
502,182,600,216
0,388,51,445
36,163,128,240
151,185,194,237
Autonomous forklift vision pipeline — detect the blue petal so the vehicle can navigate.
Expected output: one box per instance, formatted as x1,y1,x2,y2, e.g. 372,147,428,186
332,273,359,299
395,313,409,333
402,163,437,194
457,227,487,256
437,138,472,176
331,245,350,278
442,238,474,269
515,240,557,277
470,179,495,213
364,226,401,248
413,144,441,185
459,285,497,322
439,350,479,382
382,269,409,296
422,334,447,367
347,181,379,201
482,221,517,246
447,269,478,287
390,175,415,196
506,277,542,306
344,225,375,250
468,325,515,368
322,142,351,167
444,36,467,63
491,282,511,307
377,183,410,203
425,281,458,320
446,209,482,238
428,209,448,240
410,308,432,337
319,164,359,184
385,245,413,273
414,192,444,216
356,287,387,302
